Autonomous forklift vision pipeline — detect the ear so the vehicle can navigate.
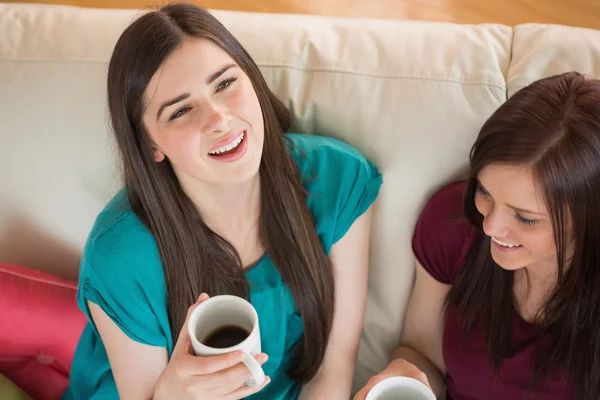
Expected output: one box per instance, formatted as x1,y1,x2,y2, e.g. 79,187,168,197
153,148,165,162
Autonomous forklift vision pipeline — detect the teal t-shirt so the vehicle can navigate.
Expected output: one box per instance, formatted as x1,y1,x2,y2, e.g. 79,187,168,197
63,133,382,400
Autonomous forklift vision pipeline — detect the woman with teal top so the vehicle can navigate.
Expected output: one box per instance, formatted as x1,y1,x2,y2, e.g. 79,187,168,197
63,2,382,399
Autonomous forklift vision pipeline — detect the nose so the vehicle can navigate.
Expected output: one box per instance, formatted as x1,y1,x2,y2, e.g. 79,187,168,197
201,100,230,135
482,204,510,239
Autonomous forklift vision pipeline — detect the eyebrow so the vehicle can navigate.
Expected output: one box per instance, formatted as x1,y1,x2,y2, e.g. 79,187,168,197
156,93,190,121
207,63,236,85
477,180,545,216
155,63,237,121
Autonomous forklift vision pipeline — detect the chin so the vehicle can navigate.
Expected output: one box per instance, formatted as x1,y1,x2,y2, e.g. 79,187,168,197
491,253,527,271
495,261,526,272
222,158,261,185
209,143,262,185
490,248,528,271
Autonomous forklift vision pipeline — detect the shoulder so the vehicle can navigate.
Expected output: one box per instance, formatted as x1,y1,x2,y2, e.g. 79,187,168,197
412,182,479,284
77,188,168,346
81,189,164,287
79,189,164,297
284,133,377,175
83,189,161,270
417,181,466,228
284,133,383,253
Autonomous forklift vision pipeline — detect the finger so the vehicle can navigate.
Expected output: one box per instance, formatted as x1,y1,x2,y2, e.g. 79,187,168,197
185,351,249,376
353,389,368,400
353,382,376,400
353,374,387,400
222,375,271,400
404,366,432,391
202,353,269,394
418,373,433,392
198,293,210,303
172,293,210,357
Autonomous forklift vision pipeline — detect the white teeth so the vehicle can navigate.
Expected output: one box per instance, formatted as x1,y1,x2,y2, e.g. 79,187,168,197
492,237,521,248
209,132,244,155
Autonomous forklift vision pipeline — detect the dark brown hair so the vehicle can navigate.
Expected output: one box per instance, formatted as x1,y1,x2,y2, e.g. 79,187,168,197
106,2,334,382
446,71,600,399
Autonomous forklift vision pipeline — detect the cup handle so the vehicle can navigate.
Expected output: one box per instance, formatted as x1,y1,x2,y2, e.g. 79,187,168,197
241,352,266,387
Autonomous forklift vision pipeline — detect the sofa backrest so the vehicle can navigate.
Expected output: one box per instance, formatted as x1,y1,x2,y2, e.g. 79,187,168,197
1,3,599,392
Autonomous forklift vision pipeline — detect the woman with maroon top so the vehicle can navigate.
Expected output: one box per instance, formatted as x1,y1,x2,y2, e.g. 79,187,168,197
355,71,600,400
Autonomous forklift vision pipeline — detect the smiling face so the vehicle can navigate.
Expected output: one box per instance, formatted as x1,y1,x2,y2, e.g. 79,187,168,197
141,37,264,188
474,164,571,273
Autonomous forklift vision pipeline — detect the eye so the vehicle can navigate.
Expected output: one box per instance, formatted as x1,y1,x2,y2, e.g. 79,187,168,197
475,181,490,197
169,106,191,121
516,213,537,226
216,77,237,92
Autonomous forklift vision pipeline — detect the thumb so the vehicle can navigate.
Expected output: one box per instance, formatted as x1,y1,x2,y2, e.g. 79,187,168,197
353,387,369,400
353,374,385,400
172,293,210,358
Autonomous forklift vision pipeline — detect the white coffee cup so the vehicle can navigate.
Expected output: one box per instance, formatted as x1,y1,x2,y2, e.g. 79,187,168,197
366,377,436,400
187,295,265,387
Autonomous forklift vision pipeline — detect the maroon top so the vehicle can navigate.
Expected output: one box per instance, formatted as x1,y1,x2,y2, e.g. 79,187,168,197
411,182,573,400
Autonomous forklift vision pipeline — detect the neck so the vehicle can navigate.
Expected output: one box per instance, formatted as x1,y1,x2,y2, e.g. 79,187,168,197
513,259,559,319
180,174,261,232
522,261,559,289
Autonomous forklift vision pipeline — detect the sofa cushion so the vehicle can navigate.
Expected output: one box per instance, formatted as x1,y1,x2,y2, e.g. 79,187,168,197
0,6,512,391
507,23,600,96
4,3,600,394
0,263,86,400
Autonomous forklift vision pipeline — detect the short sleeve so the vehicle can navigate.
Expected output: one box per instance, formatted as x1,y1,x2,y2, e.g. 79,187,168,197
77,212,171,349
329,146,382,244
411,182,476,284
286,134,383,254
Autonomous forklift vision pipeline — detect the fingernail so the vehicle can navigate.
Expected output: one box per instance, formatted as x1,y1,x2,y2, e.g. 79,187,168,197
261,354,269,363
265,376,271,385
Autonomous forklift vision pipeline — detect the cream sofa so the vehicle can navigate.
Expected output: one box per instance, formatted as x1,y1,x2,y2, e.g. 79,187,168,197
1,2,599,395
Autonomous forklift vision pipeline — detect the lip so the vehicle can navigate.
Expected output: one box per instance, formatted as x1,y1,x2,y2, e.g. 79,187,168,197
207,130,248,163
208,130,245,153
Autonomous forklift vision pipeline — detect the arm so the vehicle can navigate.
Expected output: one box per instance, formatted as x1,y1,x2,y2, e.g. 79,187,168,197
392,258,449,397
354,258,449,400
88,301,168,399
90,296,270,400
298,206,373,400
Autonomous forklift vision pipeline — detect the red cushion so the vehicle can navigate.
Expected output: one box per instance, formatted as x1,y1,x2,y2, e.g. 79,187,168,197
0,263,86,400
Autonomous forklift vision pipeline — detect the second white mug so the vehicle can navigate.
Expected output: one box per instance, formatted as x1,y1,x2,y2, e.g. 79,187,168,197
366,377,436,400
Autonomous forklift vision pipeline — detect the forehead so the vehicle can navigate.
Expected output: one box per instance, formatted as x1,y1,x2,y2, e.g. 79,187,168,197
143,38,237,110
478,164,547,213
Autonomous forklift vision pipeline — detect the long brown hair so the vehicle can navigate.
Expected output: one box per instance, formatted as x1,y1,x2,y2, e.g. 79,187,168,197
106,2,334,382
446,72,600,399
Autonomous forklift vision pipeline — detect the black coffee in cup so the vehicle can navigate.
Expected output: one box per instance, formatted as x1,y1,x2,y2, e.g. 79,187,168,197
203,325,250,348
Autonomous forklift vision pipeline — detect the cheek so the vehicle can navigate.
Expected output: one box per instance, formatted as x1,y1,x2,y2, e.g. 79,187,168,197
230,82,263,129
522,228,556,256
158,126,201,159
